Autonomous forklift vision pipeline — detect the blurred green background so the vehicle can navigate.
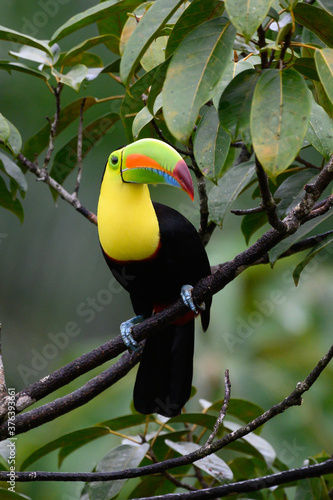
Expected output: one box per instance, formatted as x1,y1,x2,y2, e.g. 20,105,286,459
0,2,332,498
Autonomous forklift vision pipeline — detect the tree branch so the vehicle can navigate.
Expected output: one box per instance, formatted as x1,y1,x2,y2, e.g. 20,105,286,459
255,158,286,232
73,97,86,198
17,152,97,225
43,83,63,172
205,369,230,446
1,344,331,481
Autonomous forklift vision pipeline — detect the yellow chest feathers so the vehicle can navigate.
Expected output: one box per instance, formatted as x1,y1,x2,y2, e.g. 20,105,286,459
97,173,160,262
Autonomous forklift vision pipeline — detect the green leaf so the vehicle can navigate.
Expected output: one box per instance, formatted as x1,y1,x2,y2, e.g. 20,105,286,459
315,48,333,105
0,174,24,222
269,209,333,265
241,211,267,244
0,152,27,194
2,119,22,157
120,0,185,86
275,169,318,217
208,160,256,227
294,475,330,499
57,52,103,69
0,114,10,144
225,0,275,43
306,99,333,159
294,3,333,48
165,0,225,58
61,35,117,65
293,234,333,286
251,68,312,179
9,46,53,66
51,0,141,43
0,61,49,81
21,427,111,471
119,2,153,56
23,97,101,160
0,25,53,56
219,68,259,141
51,65,88,92
165,440,233,482
97,0,143,55
49,112,119,199
0,488,31,499
140,36,168,72
88,443,150,500
313,80,333,119
208,398,265,428
291,57,320,81
164,17,236,142
132,94,163,138
224,420,276,467
317,0,333,15
194,106,231,184
146,58,170,115
213,59,256,108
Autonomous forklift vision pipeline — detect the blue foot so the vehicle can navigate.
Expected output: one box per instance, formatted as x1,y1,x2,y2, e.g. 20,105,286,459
120,315,145,352
181,284,198,314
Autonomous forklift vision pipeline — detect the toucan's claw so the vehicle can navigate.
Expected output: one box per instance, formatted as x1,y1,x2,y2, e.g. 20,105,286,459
120,315,144,352
181,284,199,315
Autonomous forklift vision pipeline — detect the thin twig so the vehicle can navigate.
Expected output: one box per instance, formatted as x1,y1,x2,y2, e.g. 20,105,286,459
231,206,264,216
0,324,7,400
148,447,197,492
279,27,293,68
296,156,321,171
255,158,286,232
73,97,86,198
17,153,97,225
43,83,63,172
205,370,231,446
257,25,268,69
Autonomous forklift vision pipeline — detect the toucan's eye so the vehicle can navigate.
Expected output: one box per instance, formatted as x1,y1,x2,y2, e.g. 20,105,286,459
111,156,118,165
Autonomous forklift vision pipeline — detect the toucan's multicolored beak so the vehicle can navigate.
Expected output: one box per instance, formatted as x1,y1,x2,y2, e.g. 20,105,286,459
119,138,194,200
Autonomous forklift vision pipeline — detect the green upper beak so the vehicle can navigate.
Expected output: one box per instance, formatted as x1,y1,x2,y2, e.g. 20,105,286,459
117,138,194,200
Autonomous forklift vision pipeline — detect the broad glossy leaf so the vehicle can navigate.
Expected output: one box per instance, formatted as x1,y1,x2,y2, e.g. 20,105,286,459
241,211,267,244
213,59,255,109
121,64,161,140
306,99,333,159
165,440,233,482
51,0,141,43
0,114,10,144
225,0,275,43
315,48,333,105
0,25,53,56
0,152,26,194
57,52,103,68
88,443,150,499
219,68,259,142
169,412,219,430
141,36,168,72
119,2,153,56
314,80,333,119
0,61,49,81
164,17,236,142
209,160,256,227
132,94,162,138
165,0,225,58
251,68,312,179
51,65,88,92
23,97,101,160
317,0,333,14
291,57,320,81
293,234,333,286
294,475,329,499
49,112,119,199
4,119,22,157
147,58,170,114
294,3,333,48
21,427,111,471
275,169,318,217
0,487,31,499
97,0,143,55
9,46,53,66
194,106,231,184
224,420,276,467
0,174,23,222
61,35,116,65
120,0,185,86
269,209,333,265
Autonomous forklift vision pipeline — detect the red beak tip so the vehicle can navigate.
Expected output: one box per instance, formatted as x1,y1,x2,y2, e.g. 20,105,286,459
174,159,194,201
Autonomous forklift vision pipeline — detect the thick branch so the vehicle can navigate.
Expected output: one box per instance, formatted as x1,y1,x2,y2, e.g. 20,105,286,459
1,344,332,481
255,158,286,232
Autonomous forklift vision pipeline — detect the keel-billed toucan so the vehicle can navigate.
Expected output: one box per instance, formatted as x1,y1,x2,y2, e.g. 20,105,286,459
97,138,211,417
